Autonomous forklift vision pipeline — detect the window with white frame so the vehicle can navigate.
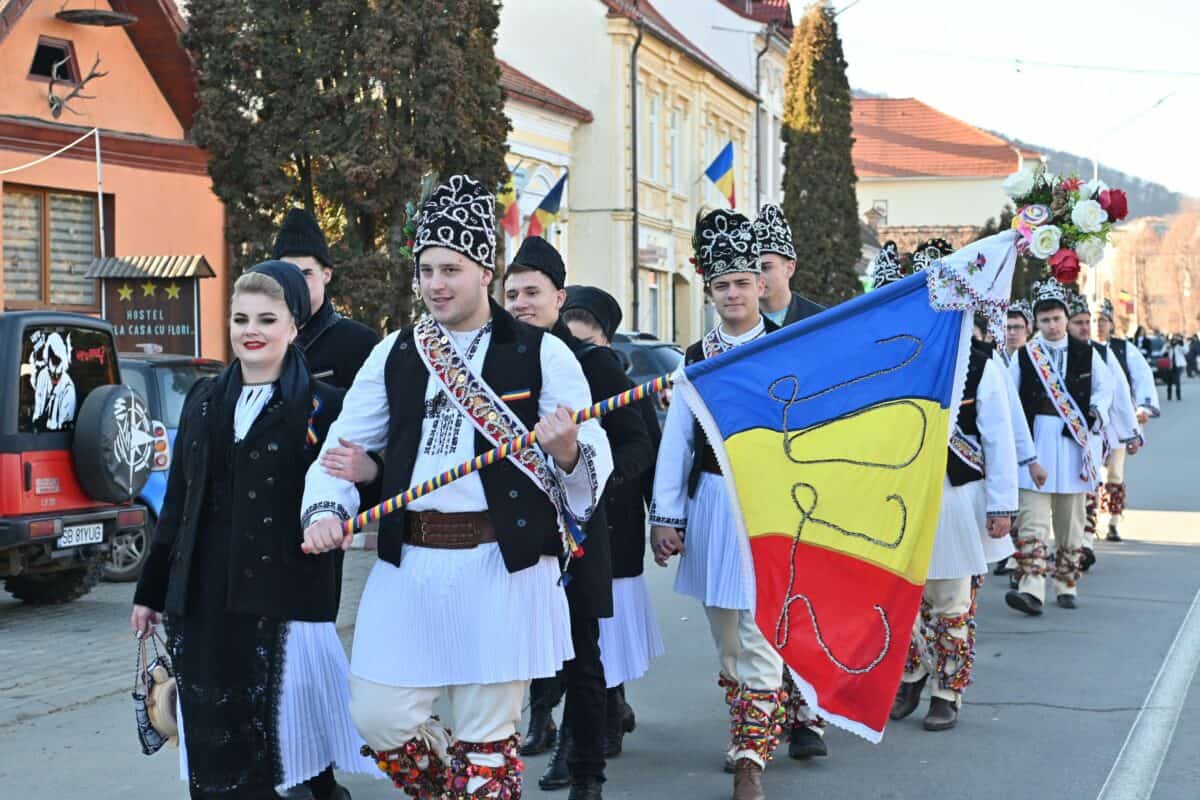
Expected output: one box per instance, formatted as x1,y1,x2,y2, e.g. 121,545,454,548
648,94,662,183
669,110,680,192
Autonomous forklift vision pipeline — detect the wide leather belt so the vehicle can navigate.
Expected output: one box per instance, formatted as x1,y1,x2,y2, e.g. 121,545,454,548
405,511,496,549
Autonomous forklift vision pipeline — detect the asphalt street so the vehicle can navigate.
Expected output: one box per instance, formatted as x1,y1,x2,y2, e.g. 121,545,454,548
1,378,1197,800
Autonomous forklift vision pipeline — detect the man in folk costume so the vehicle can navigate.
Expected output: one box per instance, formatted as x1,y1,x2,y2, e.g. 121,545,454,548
752,203,830,760
650,209,784,800
1001,301,1034,367
1093,298,1159,543
502,237,656,800
300,175,613,799
1005,278,1114,615
752,203,824,327
1064,293,1140,572
994,298,1036,580
272,207,380,389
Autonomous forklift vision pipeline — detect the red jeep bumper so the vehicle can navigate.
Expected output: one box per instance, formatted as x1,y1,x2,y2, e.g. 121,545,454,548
0,505,147,576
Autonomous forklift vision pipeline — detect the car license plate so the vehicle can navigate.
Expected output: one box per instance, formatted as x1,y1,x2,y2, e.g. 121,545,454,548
57,523,104,548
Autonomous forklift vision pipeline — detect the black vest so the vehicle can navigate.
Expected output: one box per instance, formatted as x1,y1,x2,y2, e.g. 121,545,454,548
946,346,988,487
1104,338,1133,386
1017,338,1094,439
378,304,561,574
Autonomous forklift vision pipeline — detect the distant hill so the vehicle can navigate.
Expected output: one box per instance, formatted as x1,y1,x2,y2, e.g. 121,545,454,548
1002,137,1183,218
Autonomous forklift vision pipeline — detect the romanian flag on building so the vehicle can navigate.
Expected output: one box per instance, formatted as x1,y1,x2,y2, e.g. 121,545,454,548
1119,288,1134,314
675,232,1017,742
527,172,567,239
705,142,736,208
497,175,521,238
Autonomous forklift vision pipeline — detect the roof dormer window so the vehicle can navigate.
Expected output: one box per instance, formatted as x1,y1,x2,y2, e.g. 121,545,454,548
28,37,79,83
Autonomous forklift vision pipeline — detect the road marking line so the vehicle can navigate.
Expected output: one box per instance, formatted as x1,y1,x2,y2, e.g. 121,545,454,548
1097,582,1200,800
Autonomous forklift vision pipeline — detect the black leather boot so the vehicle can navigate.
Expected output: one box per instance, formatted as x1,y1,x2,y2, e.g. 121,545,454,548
923,696,958,731
787,724,827,759
567,777,604,800
521,699,559,757
540,725,573,791
603,688,625,757
890,675,926,721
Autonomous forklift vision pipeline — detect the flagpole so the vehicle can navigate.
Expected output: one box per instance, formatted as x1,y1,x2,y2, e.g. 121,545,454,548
340,373,674,536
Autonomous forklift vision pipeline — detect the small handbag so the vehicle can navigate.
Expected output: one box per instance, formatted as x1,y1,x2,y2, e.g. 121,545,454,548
132,632,178,755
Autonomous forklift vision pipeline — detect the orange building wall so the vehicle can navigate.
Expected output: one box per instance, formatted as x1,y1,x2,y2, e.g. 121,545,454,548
0,0,184,140
0,153,230,362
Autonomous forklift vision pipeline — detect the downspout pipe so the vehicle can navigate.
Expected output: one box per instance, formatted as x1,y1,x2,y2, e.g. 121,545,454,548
630,12,645,331
754,24,773,211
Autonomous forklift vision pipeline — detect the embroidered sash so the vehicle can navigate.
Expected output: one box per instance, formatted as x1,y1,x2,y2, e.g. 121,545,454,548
413,316,581,554
1026,340,1099,486
701,323,765,360
948,427,984,475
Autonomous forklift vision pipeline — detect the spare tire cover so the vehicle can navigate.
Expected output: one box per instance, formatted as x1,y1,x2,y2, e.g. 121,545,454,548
72,384,154,503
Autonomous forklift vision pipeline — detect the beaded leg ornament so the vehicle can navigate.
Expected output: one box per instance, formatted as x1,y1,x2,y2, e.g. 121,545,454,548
1084,492,1099,539
731,686,786,766
363,739,447,799
445,735,522,799
1014,535,1049,580
1054,546,1083,590
926,576,981,699
1101,482,1127,518
780,669,827,729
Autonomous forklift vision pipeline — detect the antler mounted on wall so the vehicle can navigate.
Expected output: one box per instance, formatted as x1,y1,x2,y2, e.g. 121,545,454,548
47,53,107,118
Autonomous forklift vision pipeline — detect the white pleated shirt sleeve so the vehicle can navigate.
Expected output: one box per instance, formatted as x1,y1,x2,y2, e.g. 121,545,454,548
1103,351,1141,445
1002,352,1037,465
978,360,1019,517
300,331,400,525
648,384,695,529
1124,345,1161,415
1089,348,1114,432
538,333,612,522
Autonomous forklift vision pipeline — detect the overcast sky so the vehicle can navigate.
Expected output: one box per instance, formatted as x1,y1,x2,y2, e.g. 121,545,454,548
809,0,1200,196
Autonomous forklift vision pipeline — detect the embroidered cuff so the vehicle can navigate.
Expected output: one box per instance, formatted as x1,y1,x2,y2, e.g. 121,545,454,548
301,501,350,529
987,509,1018,518
648,502,687,529
555,441,600,522
1119,434,1140,445
1018,456,1038,467
1139,404,1161,418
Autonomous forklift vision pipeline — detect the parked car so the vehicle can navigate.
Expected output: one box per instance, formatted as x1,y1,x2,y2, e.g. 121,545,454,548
1139,335,1170,383
610,331,683,424
0,312,153,604
106,353,223,581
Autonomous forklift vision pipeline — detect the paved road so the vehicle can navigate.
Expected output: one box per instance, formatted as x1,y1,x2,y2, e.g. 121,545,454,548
2,378,1198,800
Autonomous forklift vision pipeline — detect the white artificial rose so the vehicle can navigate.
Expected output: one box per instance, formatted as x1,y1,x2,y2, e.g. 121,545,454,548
1076,236,1106,265
1071,199,1107,233
1002,168,1036,198
1029,224,1063,259
1081,178,1108,199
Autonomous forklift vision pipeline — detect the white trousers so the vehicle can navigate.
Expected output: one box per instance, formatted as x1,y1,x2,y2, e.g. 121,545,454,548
903,577,973,703
349,675,525,791
1103,445,1128,526
705,606,785,691
1016,489,1086,601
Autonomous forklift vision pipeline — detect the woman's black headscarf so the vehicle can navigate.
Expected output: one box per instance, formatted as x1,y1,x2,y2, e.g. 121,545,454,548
247,259,313,328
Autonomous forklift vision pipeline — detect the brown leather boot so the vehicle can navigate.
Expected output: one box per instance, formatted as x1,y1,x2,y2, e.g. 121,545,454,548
732,757,766,800
923,696,958,731
890,674,926,720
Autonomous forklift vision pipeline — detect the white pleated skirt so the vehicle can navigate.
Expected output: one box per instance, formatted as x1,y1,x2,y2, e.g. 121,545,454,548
178,621,380,789
599,575,665,687
927,478,1014,580
674,472,756,611
350,544,573,687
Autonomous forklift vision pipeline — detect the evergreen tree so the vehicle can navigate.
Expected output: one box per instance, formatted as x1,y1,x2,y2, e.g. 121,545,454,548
780,1,861,306
185,0,510,330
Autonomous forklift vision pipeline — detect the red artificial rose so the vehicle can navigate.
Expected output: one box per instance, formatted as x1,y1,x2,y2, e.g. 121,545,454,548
1061,177,1082,192
1099,188,1129,221
1049,247,1081,284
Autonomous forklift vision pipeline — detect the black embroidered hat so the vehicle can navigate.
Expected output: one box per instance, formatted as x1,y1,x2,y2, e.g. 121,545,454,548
1067,291,1090,318
563,285,623,341
694,209,759,284
910,237,954,273
1008,299,1034,325
751,203,796,261
1099,298,1116,322
869,240,904,289
272,208,332,269
1031,277,1070,314
510,236,566,289
413,175,497,270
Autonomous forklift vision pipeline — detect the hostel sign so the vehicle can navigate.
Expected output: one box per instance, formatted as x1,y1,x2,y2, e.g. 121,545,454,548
86,255,214,356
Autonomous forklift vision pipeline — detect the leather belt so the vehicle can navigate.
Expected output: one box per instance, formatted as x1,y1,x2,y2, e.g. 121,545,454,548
700,445,723,475
405,511,496,549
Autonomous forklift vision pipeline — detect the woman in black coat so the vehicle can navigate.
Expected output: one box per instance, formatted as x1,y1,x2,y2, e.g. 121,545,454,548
131,262,379,800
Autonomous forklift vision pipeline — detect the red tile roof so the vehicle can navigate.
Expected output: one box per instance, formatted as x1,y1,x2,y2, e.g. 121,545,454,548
602,0,756,99
853,98,1040,179
715,0,794,36
498,60,593,123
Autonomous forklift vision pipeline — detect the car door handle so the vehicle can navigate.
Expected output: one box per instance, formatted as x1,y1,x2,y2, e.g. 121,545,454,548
24,462,32,492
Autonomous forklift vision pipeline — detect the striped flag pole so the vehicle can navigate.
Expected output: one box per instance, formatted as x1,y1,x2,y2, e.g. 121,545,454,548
342,373,674,536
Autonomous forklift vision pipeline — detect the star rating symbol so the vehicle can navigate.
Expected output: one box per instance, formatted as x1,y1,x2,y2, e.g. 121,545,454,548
117,284,133,301
164,282,181,300
141,281,157,297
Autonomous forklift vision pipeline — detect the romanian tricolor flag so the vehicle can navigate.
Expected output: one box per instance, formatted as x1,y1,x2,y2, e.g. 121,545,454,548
675,232,1017,741
527,172,566,239
705,142,736,208
497,175,521,238
1119,288,1134,314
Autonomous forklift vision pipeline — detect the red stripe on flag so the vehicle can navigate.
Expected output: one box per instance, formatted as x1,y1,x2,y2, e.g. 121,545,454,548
751,535,924,737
